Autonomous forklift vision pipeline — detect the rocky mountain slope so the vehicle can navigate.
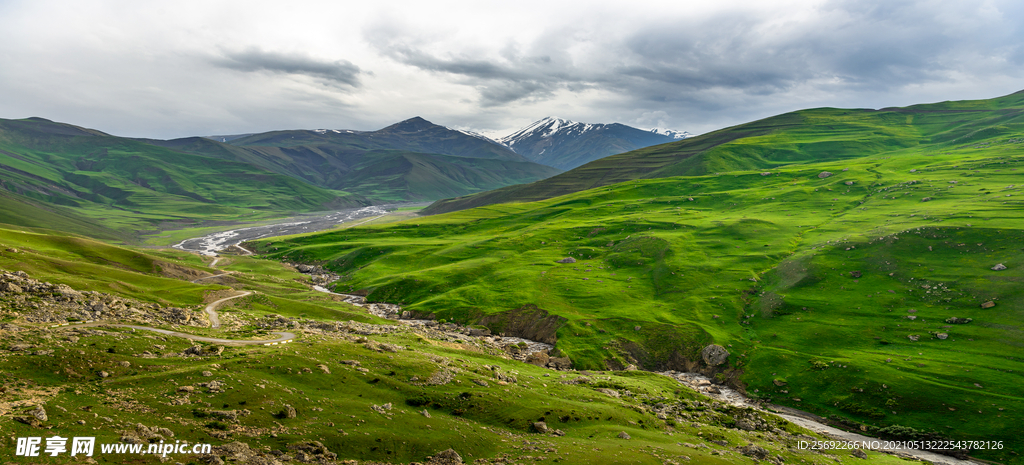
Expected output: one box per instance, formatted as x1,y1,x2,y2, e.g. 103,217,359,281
495,117,688,170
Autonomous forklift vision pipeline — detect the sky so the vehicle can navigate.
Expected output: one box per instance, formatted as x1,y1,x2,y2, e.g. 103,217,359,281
1,0,1023,140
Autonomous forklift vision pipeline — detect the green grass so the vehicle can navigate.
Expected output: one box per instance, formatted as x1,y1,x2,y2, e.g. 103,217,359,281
0,117,366,242
424,89,1024,214
256,146,1024,462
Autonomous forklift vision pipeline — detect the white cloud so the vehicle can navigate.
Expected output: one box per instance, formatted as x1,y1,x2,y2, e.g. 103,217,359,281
1,0,1022,138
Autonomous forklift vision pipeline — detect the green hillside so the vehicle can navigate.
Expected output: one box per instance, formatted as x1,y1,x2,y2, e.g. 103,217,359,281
255,116,1024,462
0,117,366,240
424,90,1024,214
0,225,889,465
148,118,561,202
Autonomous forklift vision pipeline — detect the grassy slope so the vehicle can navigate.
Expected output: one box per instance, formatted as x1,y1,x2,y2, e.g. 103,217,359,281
255,140,1024,462
0,226,890,465
0,118,365,240
156,127,561,202
423,90,1024,214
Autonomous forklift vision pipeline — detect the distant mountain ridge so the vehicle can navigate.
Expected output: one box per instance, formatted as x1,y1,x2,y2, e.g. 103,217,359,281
494,117,690,170
155,117,562,202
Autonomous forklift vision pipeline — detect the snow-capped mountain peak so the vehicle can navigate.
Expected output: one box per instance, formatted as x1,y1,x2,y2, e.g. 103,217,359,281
648,128,692,139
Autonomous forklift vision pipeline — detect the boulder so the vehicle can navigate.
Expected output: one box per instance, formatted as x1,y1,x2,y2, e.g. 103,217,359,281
852,449,868,459
533,421,548,433
525,351,550,367
281,404,297,419
617,431,631,439
739,445,770,460
30,405,47,422
701,344,730,366
556,257,577,264
850,270,862,278
818,171,833,178
429,448,463,464
981,301,996,309
992,263,1007,271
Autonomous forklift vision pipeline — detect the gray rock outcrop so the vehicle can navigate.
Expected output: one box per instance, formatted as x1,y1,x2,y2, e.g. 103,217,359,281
701,344,730,366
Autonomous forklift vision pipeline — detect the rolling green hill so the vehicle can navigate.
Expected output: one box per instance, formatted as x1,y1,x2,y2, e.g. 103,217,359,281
146,117,561,201
0,117,367,240
253,94,1024,463
424,90,1024,215
0,225,889,465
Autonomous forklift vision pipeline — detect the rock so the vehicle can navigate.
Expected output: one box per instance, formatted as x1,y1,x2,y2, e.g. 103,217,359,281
316,364,330,374
8,343,32,351
287,441,337,463
98,371,110,378
852,448,868,459
936,333,948,340
420,409,431,418
818,171,833,178
281,404,297,419
633,325,641,331
907,335,919,342
177,386,195,393
735,419,756,431
992,263,1007,271
921,197,932,202
202,371,213,377
15,416,42,427
945,317,972,324
1,282,23,293
430,448,463,464
845,181,854,185
533,421,548,433
772,379,787,387
701,344,730,366
739,445,770,460
617,431,631,439
981,301,996,309
595,388,620,398
850,270,862,278
547,356,572,370
556,257,577,264
30,405,47,422
525,351,550,367
339,360,361,366
472,379,489,387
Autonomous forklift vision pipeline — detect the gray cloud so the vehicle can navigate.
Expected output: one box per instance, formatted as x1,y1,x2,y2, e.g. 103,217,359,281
213,48,364,88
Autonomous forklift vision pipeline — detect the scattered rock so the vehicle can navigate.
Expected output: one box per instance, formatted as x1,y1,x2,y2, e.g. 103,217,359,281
428,448,463,465
617,431,631,439
30,405,47,422
735,419,756,431
701,344,730,366
738,444,769,460
472,379,489,387
595,388,620,398
992,263,1007,271
288,441,337,464
556,257,577,264
945,317,972,324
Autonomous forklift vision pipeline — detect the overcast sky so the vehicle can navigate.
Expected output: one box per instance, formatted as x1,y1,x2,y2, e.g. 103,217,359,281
2,0,1022,139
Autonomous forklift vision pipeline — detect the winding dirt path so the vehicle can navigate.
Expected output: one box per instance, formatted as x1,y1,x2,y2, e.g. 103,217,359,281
53,261,295,346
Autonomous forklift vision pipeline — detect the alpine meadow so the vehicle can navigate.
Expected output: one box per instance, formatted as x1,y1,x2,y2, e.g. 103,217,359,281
2,84,1024,465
